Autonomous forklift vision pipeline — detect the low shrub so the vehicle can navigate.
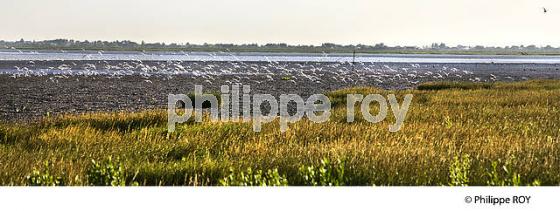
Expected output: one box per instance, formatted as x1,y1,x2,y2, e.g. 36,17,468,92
219,167,288,186
26,161,65,186
299,158,346,186
86,157,126,186
449,154,471,186
185,92,222,109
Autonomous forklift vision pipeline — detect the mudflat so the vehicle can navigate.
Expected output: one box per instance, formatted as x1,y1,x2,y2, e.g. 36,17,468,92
1,60,560,121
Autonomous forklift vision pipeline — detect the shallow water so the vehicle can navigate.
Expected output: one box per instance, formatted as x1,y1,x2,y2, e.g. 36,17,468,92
3,50,560,64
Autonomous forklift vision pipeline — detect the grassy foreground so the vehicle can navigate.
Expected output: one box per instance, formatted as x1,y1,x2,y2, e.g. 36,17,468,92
1,80,559,186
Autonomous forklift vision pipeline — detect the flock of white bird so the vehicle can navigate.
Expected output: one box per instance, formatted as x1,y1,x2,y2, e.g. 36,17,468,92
2,49,493,86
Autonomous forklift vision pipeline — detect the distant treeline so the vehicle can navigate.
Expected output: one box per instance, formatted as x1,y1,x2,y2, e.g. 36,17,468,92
2,39,560,55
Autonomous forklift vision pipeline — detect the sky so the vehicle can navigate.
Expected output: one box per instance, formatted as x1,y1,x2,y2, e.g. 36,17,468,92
1,0,559,47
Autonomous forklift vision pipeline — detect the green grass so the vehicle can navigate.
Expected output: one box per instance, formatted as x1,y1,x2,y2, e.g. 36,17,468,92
0,80,559,186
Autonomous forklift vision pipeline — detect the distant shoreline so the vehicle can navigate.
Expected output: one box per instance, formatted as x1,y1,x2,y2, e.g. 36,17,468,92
4,38,560,56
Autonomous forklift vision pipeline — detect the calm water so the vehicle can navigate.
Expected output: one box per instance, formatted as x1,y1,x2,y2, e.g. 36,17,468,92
3,50,560,64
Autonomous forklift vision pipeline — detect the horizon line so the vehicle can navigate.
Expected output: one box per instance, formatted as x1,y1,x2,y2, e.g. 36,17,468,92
2,38,560,49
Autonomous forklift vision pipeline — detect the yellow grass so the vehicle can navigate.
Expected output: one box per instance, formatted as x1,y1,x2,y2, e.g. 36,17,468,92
0,80,559,186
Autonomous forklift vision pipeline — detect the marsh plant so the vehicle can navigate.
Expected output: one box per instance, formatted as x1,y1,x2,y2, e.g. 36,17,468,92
449,154,471,186
219,167,288,186
1,80,558,186
86,157,126,186
447,154,542,186
485,159,541,186
26,161,65,186
298,158,346,186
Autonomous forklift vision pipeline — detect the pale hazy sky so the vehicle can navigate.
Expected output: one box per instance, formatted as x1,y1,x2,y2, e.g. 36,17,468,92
1,0,559,46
